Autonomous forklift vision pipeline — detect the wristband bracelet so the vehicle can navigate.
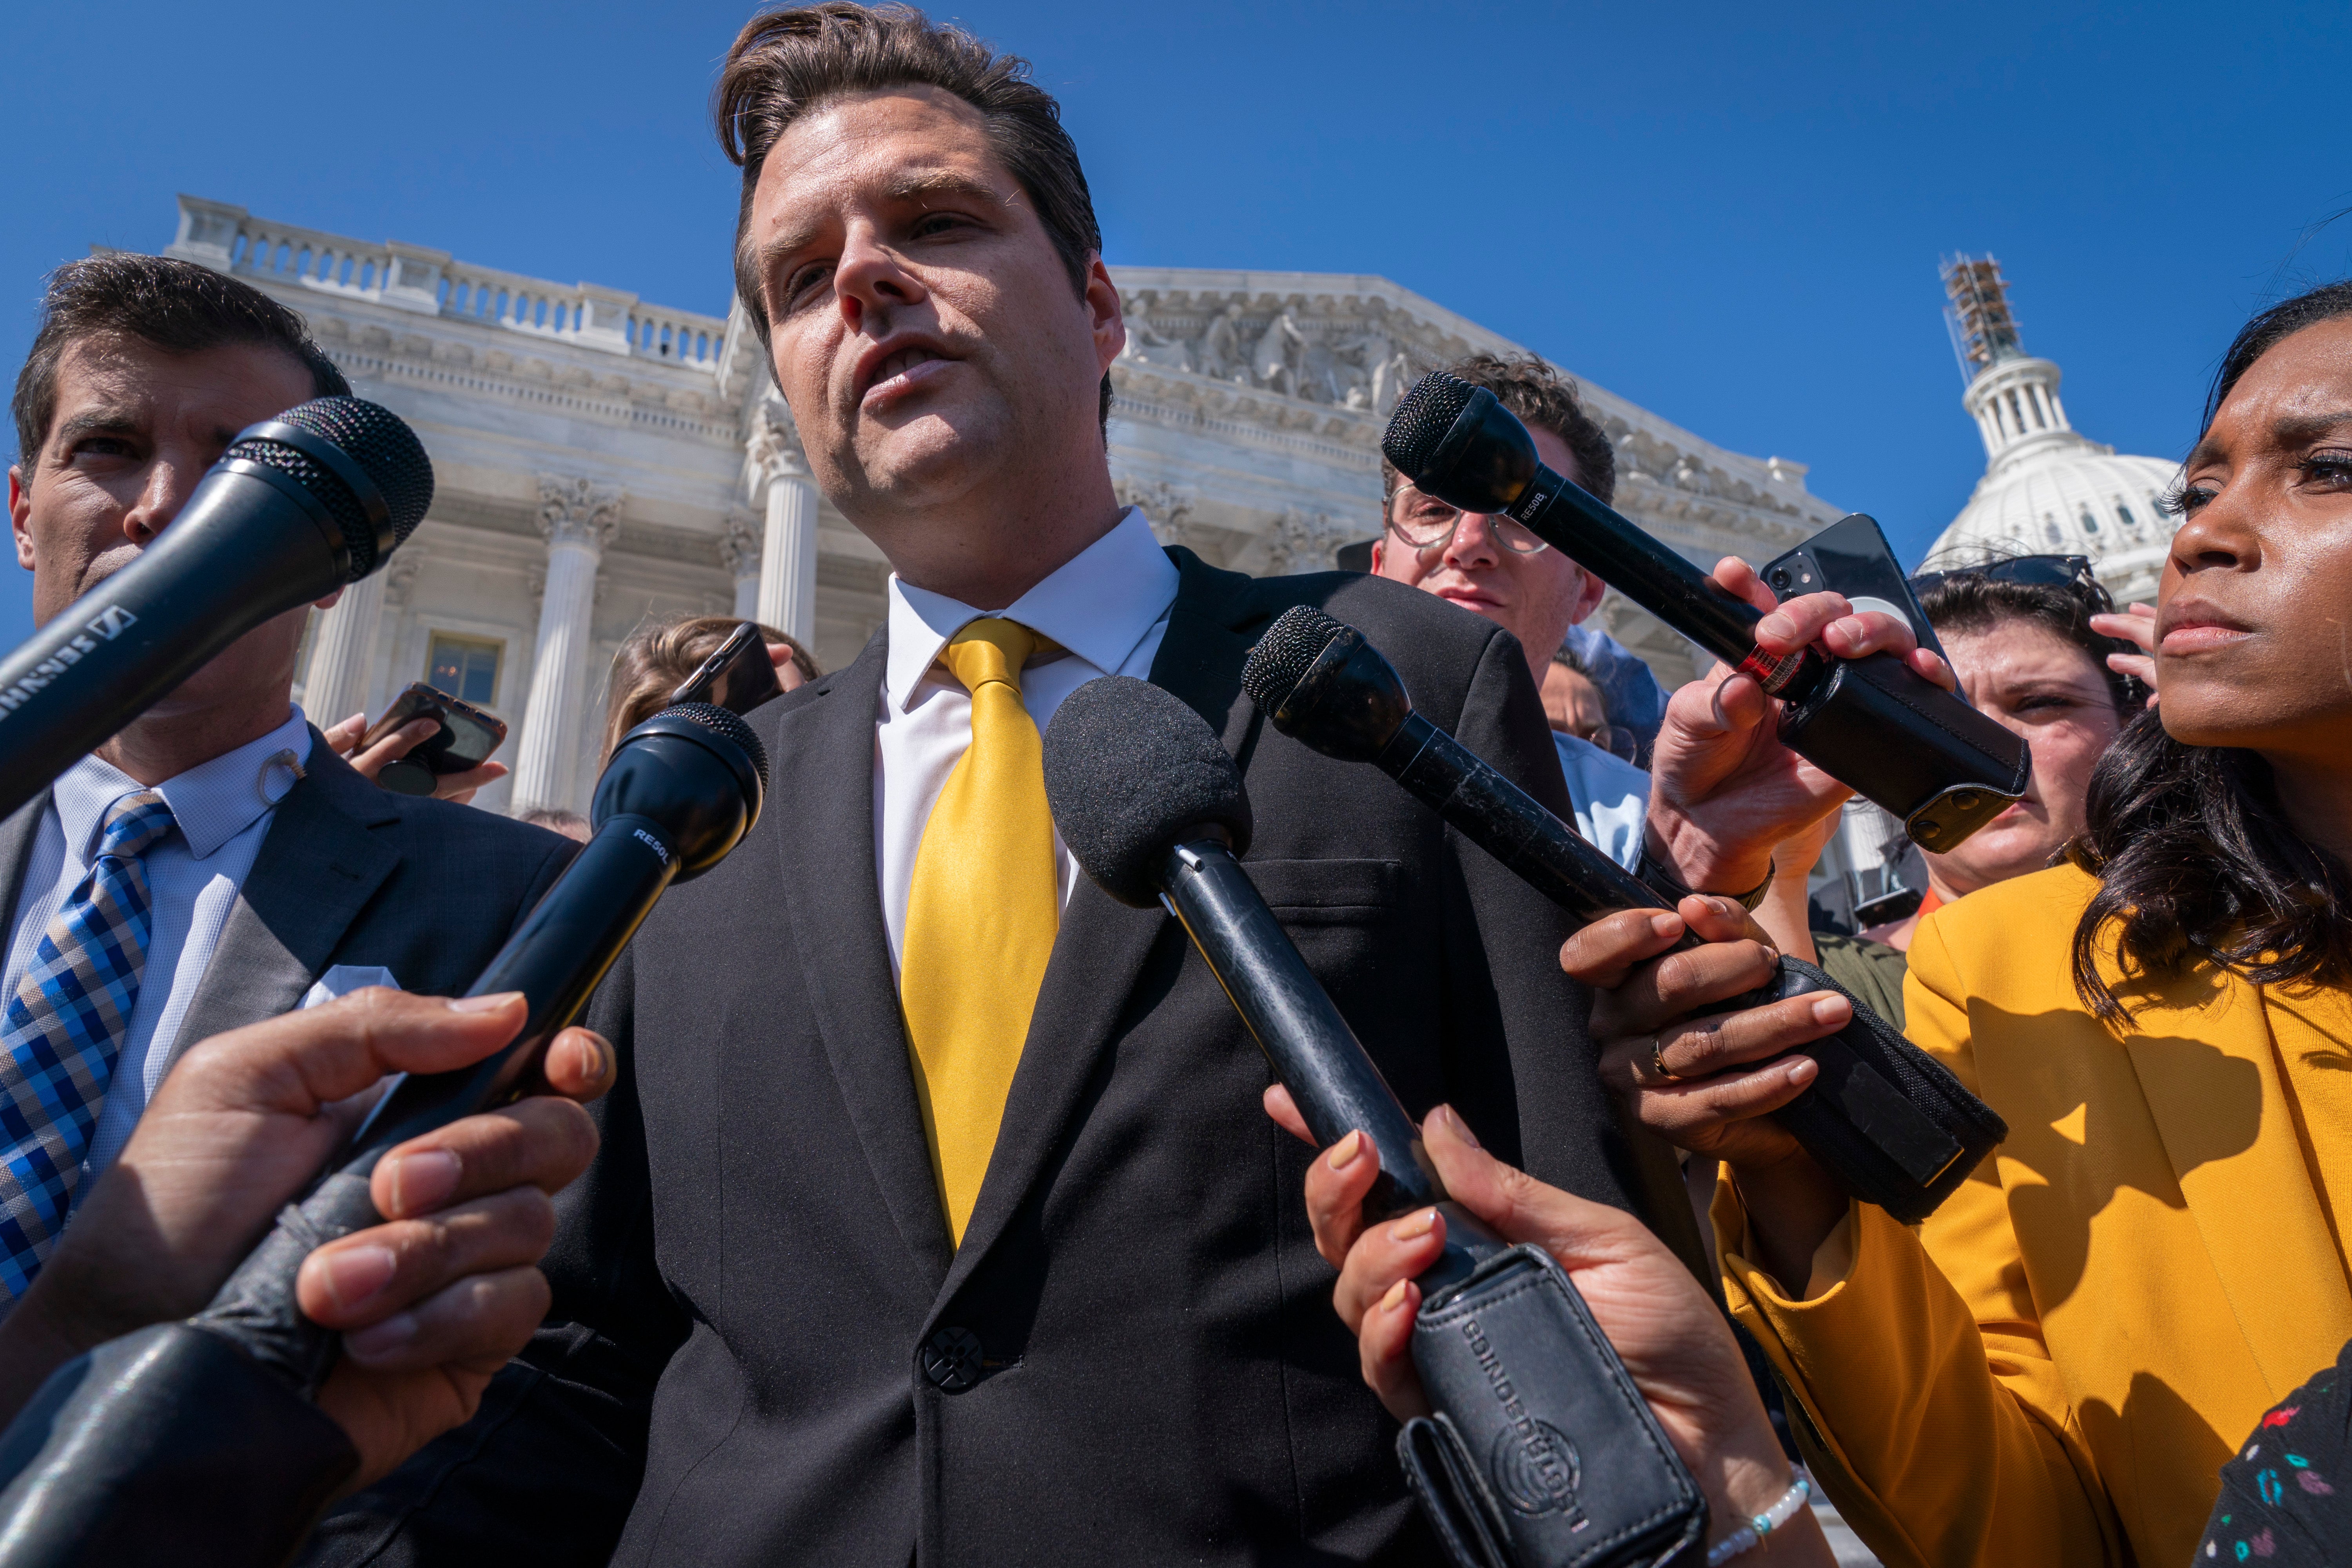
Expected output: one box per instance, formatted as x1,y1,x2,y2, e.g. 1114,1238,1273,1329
1636,849,1777,914
1705,1474,1811,1566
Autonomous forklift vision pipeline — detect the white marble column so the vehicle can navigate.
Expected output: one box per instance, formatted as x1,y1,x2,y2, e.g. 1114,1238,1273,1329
512,474,622,812
300,567,386,727
722,512,762,622
757,466,818,643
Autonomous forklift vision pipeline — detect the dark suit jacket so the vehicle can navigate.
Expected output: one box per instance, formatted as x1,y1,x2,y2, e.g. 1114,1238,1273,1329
0,730,577,1079
311,553,1702,1567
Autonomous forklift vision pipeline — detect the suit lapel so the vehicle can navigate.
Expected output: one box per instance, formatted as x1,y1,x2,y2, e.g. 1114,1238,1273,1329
2125,965,2352,1398
775,635,957,1285
167,742,399,1073
0,795,51,935
941,553,1264,1300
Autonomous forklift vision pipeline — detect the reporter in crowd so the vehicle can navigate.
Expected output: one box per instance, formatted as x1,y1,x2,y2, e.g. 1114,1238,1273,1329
1569,279,2352,1568
0,986,612,1488
599,611,818,764
1373,354,1935,895
318,708,510,804
1,253,579,1300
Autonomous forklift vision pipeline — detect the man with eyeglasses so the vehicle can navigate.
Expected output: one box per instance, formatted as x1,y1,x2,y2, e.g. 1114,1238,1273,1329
1371,354,1656,869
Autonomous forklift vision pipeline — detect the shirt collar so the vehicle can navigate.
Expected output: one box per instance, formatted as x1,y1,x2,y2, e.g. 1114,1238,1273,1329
883,506,1180,711
54,707,314,866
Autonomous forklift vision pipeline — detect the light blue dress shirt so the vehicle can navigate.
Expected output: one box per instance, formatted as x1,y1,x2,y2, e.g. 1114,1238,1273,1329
0,709,313,1192
1553,728,1650,873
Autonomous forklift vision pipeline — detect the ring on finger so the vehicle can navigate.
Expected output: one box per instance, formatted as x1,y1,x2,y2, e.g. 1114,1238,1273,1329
1651,1035,1682,1083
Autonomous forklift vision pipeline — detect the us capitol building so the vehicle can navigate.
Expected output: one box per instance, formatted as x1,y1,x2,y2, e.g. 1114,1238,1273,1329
151,198,2160,822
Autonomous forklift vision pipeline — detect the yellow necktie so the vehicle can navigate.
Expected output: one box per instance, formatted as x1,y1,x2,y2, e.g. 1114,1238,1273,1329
901,619,1061,1245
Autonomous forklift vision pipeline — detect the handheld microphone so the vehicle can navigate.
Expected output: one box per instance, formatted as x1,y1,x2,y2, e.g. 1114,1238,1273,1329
0,398,433,824
1042,677,1707,1568
0,701,766,1568
1382,371,2029,851
1241,606,2005,1225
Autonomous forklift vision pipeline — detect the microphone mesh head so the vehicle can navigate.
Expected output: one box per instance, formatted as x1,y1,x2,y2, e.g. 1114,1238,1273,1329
1381,371,1477,480
1241,605,1347,711
1042,677,1252,908
223,397,434,575
661,701,770,794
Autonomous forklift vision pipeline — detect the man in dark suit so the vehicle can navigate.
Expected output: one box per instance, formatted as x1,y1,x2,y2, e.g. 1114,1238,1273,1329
308,6,1812,1563
0,252,578,1314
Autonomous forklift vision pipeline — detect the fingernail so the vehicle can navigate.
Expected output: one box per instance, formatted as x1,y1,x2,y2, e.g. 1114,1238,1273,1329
1391,1207,1438,1241
319,1245,397,1312
1327,1130,1363,1171
1710,898,1740,919
387,1149,461,1214
1650,912,1681,937
1379,1278,1413,1314
1810,995,1850,1024
1787,1056,1819,1086
448,991,522,1013
1430,1104,1481,1149
345,1311,419,1361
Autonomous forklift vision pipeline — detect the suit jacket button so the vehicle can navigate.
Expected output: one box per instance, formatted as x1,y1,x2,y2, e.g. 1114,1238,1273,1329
922,1327,985,1392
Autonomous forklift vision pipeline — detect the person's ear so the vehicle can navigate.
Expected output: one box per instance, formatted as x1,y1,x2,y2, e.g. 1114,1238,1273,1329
1085,254,1124,376
8,464,34,572
1369,537,1386,576
1569,564,1606,623
310,586,345,612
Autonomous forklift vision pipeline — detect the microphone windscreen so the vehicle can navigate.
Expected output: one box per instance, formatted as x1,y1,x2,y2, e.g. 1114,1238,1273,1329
1042,676,1252,908
1381,370,1477,480
224,397,435,572
662,700,770,793
1240,605,1346,713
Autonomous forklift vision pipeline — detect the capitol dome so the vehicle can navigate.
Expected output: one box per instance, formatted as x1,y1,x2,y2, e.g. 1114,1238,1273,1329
1921,258,2177,604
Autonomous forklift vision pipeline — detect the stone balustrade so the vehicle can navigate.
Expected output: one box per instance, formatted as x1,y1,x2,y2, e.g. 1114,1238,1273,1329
168,196,726,367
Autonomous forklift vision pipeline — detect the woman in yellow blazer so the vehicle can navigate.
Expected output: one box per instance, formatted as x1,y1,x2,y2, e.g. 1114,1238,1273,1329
1553,277,2352,1568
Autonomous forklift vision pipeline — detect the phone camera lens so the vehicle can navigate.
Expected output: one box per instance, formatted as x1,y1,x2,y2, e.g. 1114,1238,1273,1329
1767,567,1793,592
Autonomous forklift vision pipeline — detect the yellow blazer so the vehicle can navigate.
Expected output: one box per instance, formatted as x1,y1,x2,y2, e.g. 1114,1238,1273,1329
1717,863,2352,1568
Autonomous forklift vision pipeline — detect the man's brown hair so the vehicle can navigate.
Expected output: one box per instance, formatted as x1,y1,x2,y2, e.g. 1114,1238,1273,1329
602,613,822,764
713,3,1112,430
1381,352,1617,508
11,253,350,471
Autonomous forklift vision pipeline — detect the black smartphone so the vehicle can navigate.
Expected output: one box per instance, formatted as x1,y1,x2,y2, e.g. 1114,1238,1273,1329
358,683,508,797
669,621,784,716
1760,513,1949,666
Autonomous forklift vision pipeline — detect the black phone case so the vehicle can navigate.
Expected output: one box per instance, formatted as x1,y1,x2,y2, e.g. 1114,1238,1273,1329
1399,1244,1706,1568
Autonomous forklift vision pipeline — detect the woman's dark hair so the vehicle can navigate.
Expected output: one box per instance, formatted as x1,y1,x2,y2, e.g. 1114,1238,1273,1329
2064,278,2352,1024
1914,568,2140,711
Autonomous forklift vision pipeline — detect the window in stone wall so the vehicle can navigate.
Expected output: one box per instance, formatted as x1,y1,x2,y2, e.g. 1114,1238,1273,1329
426,633,503,709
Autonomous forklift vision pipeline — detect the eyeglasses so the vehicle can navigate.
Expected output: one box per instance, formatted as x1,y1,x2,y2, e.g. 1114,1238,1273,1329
1906,554,2103,603
1385,484,1552,556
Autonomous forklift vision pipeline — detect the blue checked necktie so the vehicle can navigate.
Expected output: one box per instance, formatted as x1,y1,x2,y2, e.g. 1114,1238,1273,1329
0,791,176,1299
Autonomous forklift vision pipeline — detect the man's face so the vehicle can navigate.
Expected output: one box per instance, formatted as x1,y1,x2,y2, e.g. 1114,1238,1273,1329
747,86,1122,524
1371,427,1605,670
7,334,329,715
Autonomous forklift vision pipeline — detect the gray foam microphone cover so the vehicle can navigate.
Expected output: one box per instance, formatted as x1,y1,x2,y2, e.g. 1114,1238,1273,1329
1042,676,1253,908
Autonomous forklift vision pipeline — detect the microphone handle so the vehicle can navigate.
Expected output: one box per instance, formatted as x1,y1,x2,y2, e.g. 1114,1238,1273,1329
0,462,352,822
1156,837,1506,1298
190,813,681,1398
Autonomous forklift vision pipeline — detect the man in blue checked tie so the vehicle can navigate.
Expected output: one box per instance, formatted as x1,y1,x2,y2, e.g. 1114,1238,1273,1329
0,252,584,1306
0,790,174,1295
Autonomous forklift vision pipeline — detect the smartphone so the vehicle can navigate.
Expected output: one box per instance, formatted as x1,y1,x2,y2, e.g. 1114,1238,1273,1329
1760,514,1949,666
668,621,784,717
359,683,509,797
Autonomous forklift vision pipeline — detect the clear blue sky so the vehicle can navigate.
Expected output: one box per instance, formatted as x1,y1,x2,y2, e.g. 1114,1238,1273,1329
4,0,2345,650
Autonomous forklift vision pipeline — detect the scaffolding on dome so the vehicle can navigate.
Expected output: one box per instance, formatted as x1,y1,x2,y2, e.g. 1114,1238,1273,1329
1940,254,2024,380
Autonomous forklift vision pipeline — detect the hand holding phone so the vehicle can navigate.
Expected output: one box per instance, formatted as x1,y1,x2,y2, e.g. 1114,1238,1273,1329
335,684,510,802
668,622,785,717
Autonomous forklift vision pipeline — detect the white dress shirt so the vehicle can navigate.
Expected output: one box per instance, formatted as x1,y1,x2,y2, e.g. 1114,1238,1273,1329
875,507,1180,972
1,709,312,1189
1552,729,1649,874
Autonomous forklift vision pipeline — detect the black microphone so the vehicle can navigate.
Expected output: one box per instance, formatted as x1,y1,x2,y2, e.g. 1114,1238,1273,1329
1241,605,2006,1225
1382,370,2029,851
0,701,766,1568
0,397,433,823
1041,677,1707,1568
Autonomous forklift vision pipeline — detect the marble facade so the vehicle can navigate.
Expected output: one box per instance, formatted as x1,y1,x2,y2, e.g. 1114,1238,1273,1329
158,195,1847,816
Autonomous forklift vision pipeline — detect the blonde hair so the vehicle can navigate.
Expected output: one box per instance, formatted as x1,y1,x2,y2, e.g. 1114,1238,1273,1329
602,614,818,763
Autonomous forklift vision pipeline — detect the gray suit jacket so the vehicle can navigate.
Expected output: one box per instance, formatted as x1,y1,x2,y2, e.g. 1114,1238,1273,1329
0,728,579,1083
